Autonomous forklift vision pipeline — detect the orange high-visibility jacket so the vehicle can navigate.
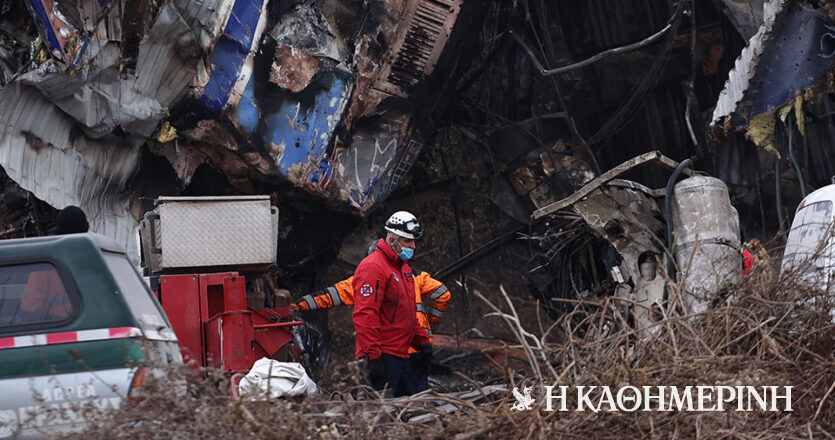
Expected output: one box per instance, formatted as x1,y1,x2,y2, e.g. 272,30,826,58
295,270,450,346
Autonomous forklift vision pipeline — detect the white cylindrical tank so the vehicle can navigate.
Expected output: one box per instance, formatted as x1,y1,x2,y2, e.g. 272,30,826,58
671,176,741,315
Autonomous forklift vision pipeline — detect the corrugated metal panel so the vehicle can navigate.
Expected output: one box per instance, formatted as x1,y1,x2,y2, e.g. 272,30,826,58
172,0,236,51
18,3,202,138
0,84,141,257
710,0,786,126
712,0,835,132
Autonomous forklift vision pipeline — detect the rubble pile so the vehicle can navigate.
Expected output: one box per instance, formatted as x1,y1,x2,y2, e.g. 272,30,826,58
66,250,834,439
0,0,479,259
0,0,834,436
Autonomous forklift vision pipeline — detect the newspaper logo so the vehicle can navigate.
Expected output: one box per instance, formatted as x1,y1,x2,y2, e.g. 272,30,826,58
511,386,535,411
507,385,793,412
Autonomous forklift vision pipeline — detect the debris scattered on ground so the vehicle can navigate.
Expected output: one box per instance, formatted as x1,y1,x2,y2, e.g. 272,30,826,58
66,246,833,439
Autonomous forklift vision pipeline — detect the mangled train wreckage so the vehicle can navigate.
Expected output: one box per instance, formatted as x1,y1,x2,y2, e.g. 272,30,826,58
0,0,476,257
0,0,834,329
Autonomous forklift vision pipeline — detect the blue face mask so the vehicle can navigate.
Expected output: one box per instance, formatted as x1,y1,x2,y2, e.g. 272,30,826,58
398,247,414,260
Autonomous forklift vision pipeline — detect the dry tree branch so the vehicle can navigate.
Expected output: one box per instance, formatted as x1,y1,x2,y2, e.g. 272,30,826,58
812,379,835,421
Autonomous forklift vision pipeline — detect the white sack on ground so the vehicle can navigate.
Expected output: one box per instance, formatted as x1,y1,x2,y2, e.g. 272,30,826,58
239,358,317,399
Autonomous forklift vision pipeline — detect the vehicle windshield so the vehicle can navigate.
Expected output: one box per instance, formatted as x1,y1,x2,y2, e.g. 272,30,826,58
782,201,835,282
101,251,172,334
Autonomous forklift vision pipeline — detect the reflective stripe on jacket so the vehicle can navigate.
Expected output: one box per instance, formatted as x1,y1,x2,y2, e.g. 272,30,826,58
414,271,450,327
293,270,450,353
296,280,354,311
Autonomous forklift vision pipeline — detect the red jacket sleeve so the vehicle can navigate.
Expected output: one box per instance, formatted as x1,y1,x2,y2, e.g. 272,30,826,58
411,325,429,349
352,261,386,359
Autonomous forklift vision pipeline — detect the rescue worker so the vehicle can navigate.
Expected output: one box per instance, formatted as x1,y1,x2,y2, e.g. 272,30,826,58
351,211,430,396
293,241,450,393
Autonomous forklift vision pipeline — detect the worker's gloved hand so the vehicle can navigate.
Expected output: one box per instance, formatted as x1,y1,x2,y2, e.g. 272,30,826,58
288,304,300,316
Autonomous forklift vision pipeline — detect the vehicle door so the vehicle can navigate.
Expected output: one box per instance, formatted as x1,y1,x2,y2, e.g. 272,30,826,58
0,260,134,439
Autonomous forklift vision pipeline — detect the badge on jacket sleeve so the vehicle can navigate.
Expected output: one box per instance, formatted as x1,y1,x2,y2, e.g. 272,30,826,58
392,272,399,282
360,283,374,297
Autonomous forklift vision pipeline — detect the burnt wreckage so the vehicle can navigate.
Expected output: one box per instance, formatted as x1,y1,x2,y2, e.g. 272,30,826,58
509,0,835,323
0,0,834,324
0,0,475,259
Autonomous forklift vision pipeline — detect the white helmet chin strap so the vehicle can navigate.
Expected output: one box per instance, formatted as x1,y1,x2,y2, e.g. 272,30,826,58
389,235,401,253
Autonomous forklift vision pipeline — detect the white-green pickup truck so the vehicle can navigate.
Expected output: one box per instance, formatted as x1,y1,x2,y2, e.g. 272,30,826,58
0,233,182,438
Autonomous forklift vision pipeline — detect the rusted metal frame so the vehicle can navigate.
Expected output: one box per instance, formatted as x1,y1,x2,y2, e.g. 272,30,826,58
531,151,694,219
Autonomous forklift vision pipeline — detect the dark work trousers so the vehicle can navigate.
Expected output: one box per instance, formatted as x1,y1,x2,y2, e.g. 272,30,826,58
405,352,430,394
364,353,410,397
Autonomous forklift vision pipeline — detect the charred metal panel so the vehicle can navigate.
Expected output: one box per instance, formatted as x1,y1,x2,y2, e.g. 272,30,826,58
344,0,463,127
23,0,111,67
718,0,768,38
178,0,469,212
331,112,412,210
378,0,464,96
573,185,665,286
712,1,835,131
268,2,348,63
19,3,202,138
254,71,352,177
728,3,834,128
195,0,269,112
269,43,320,93
0,84,142,257
172,0,236,51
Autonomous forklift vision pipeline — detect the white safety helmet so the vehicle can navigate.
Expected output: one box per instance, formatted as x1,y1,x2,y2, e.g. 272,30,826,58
384,211,423,240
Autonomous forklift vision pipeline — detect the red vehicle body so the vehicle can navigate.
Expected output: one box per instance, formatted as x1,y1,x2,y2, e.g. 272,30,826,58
152,271,302,374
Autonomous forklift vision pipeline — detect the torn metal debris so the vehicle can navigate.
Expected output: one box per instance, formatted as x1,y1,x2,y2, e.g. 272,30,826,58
0,0,473,253
23,0,111,67
194,0,269,113
0,83,143,257
711,0,835,145
529,152,742,328
177,0,469,212
718,0,769,39
19,2,201,138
